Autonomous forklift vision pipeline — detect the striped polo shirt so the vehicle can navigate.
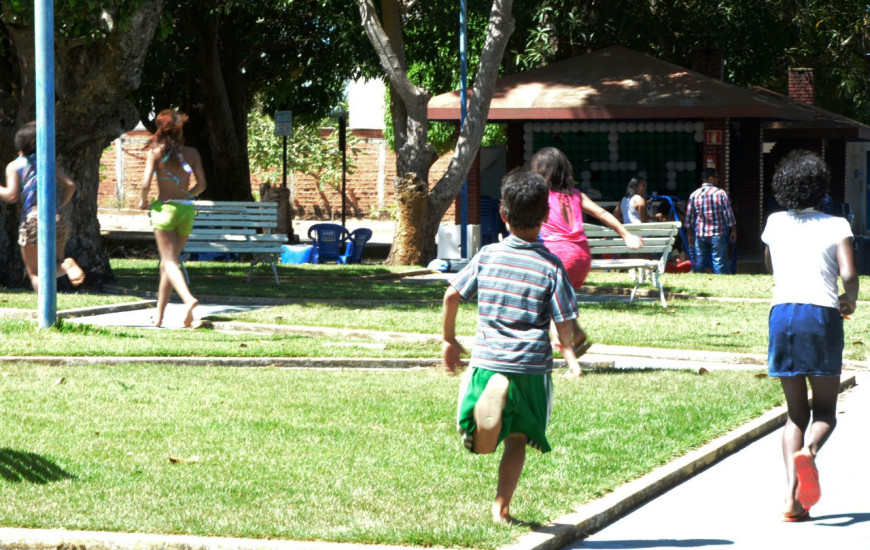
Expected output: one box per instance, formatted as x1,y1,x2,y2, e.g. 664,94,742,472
686,183,736,238
449,235,578,375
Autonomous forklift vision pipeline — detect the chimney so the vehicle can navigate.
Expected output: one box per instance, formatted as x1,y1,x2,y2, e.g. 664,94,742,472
692,48,724,80
788,68,815,105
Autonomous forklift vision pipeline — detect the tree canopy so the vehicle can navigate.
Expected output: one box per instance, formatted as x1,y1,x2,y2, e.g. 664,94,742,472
132,0,376,201
0,1,161,287
513,0,870,123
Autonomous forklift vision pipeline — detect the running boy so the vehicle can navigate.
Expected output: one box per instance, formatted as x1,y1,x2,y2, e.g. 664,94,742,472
442,170,582,523
762,150,858,521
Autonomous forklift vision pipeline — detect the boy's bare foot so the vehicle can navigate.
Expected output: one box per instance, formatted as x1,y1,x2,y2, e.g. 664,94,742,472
183,299,199,328
473,373,509,454
60,258,85,286
152,315,163,328
492,503,511,524
491,504,530,525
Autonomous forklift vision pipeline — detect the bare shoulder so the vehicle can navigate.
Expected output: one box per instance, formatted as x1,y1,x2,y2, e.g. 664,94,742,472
145,146,162,161
181,146,202,162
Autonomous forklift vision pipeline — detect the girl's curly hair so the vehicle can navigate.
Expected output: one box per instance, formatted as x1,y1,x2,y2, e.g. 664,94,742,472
147,109,188,156
771,150,829,210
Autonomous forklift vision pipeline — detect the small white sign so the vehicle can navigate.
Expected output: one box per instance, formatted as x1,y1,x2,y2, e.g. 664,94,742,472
274,111,293,137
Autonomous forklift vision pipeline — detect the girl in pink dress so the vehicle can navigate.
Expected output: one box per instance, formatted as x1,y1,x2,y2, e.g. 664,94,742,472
531,148,643,376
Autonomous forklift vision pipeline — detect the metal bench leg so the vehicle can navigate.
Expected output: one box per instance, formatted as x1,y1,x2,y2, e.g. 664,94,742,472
651,270,667,307
270,254,279,284
247,255,258,283
629,278,641,304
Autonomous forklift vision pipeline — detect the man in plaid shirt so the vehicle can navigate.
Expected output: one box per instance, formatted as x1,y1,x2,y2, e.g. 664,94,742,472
686,168,737,274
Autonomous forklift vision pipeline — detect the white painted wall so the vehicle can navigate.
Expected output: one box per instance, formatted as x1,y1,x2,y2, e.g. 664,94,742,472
846,142,870,235
347,78,386,130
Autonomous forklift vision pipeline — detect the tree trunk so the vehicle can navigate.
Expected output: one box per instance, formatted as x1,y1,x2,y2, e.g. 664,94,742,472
387,173,428,265
0,2,163,288
190,12,253,202
358,0,515,265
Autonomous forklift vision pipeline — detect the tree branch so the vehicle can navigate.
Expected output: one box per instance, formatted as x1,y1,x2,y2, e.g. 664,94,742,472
356,0,426,107
430,0,515,210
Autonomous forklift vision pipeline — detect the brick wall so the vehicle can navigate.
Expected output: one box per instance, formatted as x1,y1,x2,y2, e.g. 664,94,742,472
98,130,151,209
98,129,457,221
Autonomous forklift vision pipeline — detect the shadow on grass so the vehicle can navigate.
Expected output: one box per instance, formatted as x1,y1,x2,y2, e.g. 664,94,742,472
0,448,76,484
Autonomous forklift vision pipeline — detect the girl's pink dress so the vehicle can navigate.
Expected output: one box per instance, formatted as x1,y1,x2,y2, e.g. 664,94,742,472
540,189,591,289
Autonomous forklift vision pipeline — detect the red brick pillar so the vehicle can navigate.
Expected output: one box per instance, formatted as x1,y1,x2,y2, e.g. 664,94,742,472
454,149,481,225
728,119,764,255
692,48,724,80
788,68,815,105
702,119,728,178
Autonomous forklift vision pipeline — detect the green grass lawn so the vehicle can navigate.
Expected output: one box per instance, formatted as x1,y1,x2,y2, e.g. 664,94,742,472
0,260,860,547
212,297,868,361
109,259,444,301
0,364,782,549
0,261,865,361
0,290,141,311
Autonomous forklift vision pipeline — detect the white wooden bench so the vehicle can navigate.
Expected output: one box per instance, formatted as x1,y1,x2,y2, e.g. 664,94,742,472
586,221,681,307
180,201,287,284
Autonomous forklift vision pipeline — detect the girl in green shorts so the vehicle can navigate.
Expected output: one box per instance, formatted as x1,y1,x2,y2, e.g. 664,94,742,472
138,109,207,328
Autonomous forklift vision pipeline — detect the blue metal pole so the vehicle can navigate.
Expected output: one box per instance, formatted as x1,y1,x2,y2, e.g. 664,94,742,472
459,0,468,258
35,0,57,328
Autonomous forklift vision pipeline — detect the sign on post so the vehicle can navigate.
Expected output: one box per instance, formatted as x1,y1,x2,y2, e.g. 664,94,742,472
274,111,293,137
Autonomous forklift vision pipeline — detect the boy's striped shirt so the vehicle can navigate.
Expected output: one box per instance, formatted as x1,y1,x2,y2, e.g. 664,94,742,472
450,235,578,374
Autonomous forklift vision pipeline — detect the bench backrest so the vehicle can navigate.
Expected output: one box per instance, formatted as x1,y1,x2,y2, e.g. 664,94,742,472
189,201,279,235
586,221,681,270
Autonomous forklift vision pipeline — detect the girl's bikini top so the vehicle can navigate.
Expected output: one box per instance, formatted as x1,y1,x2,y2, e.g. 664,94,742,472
156,148,196,201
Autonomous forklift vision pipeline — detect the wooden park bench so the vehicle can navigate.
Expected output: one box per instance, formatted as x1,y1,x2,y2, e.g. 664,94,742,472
180,201,287,284
586,221,681,307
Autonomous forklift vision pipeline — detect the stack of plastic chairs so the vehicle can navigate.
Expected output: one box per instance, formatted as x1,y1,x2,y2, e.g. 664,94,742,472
338,228,373,264
307,223,349,263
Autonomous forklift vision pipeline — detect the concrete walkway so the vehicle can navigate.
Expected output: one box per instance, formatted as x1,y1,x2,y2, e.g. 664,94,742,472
560,372,870,550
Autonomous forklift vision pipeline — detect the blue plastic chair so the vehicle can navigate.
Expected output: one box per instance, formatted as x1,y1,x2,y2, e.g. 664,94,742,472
338,228,374,264
308,223,349,263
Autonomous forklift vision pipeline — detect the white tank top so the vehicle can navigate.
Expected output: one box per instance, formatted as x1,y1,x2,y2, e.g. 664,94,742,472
621,196,643,224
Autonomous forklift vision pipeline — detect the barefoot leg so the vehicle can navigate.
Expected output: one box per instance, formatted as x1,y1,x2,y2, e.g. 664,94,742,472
20,244,39,293
153,229,198,327
492,434,526,523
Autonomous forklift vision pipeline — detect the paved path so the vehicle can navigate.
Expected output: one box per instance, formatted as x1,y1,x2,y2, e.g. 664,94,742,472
64,302,263,329
562,372,870,550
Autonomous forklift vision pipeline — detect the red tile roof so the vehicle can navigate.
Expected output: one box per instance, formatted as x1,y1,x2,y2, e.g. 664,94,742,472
429,46,813,122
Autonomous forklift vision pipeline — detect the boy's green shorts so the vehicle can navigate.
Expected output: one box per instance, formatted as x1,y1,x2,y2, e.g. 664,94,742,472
456,367,553,454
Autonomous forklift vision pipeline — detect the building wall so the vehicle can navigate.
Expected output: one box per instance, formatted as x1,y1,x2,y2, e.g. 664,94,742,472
98,130,151,209
98,129,457,221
